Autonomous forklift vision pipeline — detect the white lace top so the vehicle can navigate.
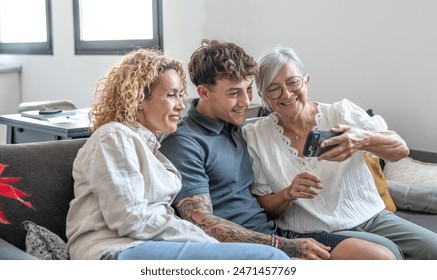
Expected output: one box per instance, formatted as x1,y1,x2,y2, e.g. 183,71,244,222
242,99,388,233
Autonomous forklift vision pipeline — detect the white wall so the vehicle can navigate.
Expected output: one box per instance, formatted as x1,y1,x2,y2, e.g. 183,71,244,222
0,67,21,144
0,0,436,152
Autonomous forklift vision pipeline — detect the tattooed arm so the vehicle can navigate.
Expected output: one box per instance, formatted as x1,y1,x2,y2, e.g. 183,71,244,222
174,193,331,259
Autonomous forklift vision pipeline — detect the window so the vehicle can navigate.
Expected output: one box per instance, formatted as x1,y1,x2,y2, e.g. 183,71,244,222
73,0,162,55
0,0,53,55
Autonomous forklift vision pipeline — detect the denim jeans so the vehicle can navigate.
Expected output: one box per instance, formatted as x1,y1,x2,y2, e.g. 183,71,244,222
117,241,289,260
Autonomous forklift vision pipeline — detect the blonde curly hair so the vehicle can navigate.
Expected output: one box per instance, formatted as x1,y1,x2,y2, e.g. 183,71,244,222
89,48,187,131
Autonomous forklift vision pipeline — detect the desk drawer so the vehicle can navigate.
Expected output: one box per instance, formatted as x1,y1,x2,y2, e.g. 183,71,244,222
12,127,61,143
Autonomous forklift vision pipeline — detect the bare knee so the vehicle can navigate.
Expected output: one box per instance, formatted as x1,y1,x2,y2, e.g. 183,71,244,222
330,238,396,260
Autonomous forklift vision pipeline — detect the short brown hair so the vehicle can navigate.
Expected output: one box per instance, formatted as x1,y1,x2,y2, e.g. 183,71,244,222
188,39,258,87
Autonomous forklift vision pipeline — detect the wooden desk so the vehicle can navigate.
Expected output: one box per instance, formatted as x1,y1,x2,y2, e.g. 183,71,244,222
0,109,92,144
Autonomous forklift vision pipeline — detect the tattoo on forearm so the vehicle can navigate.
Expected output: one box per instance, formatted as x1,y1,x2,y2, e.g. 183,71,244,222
175,193,213,221
175,194,310,258
175,194,271,244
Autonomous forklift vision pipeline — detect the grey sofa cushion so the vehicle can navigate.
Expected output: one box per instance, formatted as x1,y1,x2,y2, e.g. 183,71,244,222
0,139,86,251
387,180,437,214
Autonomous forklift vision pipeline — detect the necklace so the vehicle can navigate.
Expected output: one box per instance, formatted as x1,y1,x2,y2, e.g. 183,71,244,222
276,108,316,143
284,129,300,142
293,134,302,142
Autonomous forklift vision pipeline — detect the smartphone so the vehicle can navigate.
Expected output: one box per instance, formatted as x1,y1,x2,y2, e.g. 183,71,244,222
303,130,340,157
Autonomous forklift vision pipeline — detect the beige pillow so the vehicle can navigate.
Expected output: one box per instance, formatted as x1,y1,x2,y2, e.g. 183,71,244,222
363,152,397,212
383,157,437,185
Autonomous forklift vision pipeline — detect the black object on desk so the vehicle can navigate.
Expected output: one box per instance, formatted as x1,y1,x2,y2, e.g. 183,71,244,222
0,109,92,144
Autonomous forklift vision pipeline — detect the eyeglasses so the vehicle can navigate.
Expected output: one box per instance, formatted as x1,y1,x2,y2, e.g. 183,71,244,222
265,76,304,100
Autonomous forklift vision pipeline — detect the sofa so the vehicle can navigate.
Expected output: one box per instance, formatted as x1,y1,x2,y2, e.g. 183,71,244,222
0,139,436,260
0,139,86,260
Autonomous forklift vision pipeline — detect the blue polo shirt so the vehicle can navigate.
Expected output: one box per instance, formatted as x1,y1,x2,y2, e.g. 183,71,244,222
159,99,275,234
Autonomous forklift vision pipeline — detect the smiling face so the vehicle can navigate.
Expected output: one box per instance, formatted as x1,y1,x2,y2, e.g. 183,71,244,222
197,77,253,125
137,69,186,133
265,60,309,121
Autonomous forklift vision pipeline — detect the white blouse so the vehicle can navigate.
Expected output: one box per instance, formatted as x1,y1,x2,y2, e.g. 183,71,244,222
66,122,217,260
242,99,387,233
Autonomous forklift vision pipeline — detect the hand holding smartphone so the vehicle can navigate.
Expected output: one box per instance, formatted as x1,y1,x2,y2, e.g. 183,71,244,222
303,130,341,157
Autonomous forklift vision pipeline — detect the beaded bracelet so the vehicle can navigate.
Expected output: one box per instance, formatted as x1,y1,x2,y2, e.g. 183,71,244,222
271,233,276,247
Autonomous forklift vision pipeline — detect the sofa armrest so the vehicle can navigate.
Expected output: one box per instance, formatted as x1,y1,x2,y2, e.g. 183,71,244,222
0,237,37,260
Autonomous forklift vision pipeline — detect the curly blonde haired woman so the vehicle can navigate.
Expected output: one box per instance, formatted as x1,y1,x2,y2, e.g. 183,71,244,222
65,48,289,260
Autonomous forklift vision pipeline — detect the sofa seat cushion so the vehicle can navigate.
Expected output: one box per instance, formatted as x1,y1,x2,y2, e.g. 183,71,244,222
395,209,437,233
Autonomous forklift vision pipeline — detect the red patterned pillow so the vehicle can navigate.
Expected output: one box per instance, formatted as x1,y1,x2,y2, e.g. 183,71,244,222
0,163,34,224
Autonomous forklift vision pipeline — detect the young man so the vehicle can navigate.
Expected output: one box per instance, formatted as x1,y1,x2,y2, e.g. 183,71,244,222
159,39,398,260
